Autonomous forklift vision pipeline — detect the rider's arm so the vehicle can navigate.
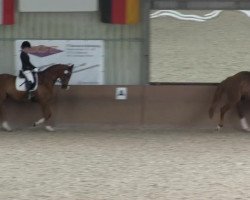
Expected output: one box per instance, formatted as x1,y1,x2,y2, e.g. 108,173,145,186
20,52,36,70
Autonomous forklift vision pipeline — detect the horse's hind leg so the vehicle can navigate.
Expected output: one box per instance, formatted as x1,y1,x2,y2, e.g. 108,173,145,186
217,91,241,131
217,103,233,130
34,102,54,132
0,107,12,132
237,101,250,131
0,96,12,132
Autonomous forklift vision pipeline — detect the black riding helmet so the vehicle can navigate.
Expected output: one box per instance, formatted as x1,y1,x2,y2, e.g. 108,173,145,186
21,41,31,49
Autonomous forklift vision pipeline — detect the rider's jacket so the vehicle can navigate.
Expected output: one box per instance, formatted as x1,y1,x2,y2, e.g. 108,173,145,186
20,51,35,71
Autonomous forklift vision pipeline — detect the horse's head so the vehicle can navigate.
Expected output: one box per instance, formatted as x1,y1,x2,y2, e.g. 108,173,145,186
57,64,74,89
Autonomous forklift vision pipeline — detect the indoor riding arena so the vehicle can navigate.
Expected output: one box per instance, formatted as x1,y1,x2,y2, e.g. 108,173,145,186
1,0,250,199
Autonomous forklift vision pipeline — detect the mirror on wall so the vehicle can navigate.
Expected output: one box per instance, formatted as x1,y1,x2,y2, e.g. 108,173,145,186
150,10,250,83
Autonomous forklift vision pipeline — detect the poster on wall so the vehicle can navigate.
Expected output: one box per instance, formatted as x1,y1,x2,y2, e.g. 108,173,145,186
15,40,104,85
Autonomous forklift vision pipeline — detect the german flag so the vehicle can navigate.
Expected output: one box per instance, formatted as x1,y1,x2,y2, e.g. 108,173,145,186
99,0,140,24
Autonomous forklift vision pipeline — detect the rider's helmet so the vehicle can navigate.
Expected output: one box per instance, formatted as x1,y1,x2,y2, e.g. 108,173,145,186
21,41,31,49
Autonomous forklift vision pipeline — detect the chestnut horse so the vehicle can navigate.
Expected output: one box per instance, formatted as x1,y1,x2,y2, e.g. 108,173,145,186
209,71,250,131
0,64,74,131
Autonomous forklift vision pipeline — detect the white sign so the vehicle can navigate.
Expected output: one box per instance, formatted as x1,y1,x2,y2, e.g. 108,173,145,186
115,87,128,100
15,40,104,85
19,0,98,12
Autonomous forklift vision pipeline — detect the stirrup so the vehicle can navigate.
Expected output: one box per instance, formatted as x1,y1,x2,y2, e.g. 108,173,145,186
28,93,32,100
27,91,34,100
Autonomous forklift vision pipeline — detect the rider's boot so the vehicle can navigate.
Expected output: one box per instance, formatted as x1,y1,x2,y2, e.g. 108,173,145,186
26,81,33,100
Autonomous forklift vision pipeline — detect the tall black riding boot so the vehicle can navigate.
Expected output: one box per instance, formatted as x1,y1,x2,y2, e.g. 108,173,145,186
26,81,33,100
26,81,33,91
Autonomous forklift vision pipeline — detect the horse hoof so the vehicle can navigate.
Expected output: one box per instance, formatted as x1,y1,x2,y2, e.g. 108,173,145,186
243,128,250,132
216,125,222,131
45,126,55,132
2,127,12,132
2,121,12,132
34,118,45,127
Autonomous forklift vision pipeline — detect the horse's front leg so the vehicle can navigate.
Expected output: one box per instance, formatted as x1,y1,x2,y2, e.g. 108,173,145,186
237,101,250,132
34,102,54,132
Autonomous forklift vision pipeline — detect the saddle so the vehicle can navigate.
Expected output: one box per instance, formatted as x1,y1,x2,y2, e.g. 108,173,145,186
15,71,38,92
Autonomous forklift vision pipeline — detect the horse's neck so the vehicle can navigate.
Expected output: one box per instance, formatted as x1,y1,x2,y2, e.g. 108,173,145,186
39,66,61,85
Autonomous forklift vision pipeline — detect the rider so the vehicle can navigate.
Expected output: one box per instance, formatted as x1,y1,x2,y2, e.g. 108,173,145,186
20,41,37,98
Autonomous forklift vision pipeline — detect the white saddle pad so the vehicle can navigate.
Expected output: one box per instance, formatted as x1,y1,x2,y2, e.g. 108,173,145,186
15,74,38,92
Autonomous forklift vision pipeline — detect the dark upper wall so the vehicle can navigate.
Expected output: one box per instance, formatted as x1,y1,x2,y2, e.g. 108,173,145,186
151,0,250,9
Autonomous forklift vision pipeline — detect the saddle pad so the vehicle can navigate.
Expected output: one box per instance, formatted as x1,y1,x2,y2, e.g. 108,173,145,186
15,74,38,92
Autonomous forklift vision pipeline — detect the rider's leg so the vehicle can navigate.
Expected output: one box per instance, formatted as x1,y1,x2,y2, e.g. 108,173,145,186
23,70,34,99
23,70,34,88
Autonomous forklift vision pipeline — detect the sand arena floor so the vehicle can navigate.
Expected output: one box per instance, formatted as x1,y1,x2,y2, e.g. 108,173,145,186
1,126,250,200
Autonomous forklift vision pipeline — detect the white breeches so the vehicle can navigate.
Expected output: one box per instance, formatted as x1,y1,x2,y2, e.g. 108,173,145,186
23,70,34,83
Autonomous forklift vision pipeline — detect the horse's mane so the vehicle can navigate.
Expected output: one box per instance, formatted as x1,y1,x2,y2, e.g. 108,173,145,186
37,64,68,84
39,64,64,73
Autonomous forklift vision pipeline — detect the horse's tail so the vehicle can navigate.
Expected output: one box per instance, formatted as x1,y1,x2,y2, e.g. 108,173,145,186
209,82,225,119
